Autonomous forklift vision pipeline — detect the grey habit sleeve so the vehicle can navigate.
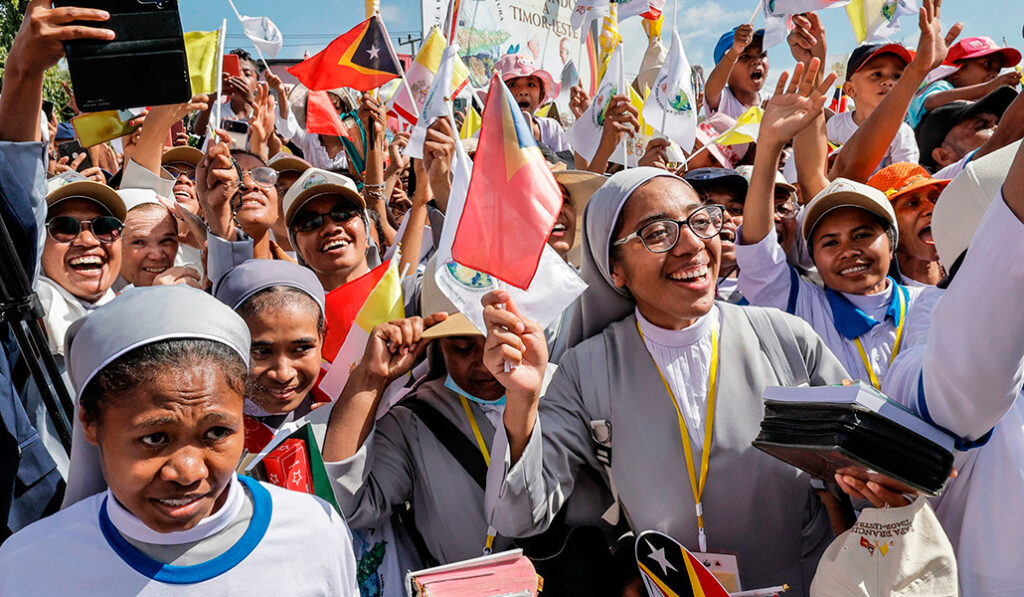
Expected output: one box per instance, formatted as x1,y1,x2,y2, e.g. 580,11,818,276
206,232,255,291
484,349,602,538
119,158,175,198
325,414,416,530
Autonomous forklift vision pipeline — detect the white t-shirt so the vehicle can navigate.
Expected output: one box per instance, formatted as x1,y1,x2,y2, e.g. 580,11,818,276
705,86,771,121
826,111,920,171
882,194,1024,597
0,476,360,596
535,115,571,153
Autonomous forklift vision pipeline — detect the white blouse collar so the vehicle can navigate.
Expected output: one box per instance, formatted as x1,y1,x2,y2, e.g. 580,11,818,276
636,304,718,349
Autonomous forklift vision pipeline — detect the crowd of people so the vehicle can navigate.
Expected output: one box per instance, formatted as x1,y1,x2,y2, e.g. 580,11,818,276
0,0,1022,595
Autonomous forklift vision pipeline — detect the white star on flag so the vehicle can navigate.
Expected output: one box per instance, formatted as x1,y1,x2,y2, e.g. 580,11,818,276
368,45,380,60
647,540,676,575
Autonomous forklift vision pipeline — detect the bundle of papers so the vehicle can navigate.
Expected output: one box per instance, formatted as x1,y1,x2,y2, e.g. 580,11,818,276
753,382,956,495
406,549,540,597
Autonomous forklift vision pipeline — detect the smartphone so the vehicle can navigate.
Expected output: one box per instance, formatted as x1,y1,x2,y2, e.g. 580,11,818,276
54,0,191,112
222,119,250,150
223,54,242,83
72,110,140,147
58,140,94,171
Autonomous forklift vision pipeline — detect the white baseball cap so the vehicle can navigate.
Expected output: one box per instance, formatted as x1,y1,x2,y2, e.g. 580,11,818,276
802,178,897,244
281,168,364,228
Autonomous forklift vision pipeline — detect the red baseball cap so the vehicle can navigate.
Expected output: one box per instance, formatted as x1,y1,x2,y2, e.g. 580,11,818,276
846,43,914,77
946,37,1021,67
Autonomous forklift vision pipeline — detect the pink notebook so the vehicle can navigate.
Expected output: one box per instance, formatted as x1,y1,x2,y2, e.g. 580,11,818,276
406,550,540,597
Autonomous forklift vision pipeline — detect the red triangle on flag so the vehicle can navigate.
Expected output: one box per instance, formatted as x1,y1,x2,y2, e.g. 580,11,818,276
306,90,350,137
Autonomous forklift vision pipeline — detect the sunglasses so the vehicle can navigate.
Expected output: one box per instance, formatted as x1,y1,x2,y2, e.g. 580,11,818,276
291,206,361,234
164,164,196,182
46,215,123,244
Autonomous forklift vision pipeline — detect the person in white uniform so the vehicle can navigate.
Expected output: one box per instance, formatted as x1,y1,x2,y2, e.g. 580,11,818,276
839,140,1024,597
737,61,924,391
0,285,358,595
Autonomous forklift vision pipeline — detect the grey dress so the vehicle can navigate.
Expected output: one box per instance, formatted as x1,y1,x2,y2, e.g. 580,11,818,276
485,303,850,596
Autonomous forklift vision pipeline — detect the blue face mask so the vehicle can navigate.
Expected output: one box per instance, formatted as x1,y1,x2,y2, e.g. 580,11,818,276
444,375,506,407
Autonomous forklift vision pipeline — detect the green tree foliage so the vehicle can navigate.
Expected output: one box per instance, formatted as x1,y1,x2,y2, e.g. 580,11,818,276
1,1,74,120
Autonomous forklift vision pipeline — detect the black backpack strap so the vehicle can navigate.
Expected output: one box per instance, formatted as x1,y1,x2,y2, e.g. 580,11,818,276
403,399,487,490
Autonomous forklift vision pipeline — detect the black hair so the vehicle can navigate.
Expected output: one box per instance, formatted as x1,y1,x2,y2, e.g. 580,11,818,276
365,208,387,256
236,286,326,336
80,339,247,424
936,250,967,289
230,149,267,166
229,48,262,74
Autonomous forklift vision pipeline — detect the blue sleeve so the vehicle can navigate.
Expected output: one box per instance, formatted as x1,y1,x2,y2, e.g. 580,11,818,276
0,142,48,283
907,80,954,129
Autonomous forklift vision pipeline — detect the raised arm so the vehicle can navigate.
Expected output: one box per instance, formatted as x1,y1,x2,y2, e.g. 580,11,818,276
704,24,753,113
922,71,1022,111
788,13,831,201
742,59,836,246
132,96,208,177
830,0,962,181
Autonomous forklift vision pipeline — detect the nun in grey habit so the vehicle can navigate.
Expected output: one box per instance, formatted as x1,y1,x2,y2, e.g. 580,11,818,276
481,167,850,596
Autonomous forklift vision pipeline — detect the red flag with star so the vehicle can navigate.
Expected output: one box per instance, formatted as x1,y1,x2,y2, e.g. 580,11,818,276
450,74,563,290
288,15,401,91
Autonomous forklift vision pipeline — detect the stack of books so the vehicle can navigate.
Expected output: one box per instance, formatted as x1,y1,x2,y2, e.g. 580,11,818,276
753,382,956,495
406,550,540,597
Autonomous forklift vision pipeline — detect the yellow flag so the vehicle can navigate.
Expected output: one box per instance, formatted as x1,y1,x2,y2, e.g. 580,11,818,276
184,30,221,96
630,85,655,137
415,28,470,94
598,3,621,79
460,105,481,139
845,0,868,43
715,106,763,146
642,14,663,40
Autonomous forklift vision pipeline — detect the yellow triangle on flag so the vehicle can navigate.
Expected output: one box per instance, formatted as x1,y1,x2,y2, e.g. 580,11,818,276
353,259,404,333
184,30,221,96
460,105,481,139
535,102,552,118
715,106,764,146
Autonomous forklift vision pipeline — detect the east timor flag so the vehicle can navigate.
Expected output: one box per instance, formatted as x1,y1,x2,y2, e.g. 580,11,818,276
635,531,730,597
288,15,401,91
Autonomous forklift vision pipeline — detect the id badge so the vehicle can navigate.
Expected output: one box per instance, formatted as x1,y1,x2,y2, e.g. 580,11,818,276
692,552,741,592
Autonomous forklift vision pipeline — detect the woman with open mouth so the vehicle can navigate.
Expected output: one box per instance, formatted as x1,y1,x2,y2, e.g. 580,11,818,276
0,286,359,595
867,162,950,287
737,60,926,392
477,160,849,595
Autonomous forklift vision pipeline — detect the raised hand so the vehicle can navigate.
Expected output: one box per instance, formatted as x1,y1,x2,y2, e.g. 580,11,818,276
360,313,449,383
423,117,456,207
599,95,640,150
8,0,114,76
385,131,411,178
358,92,387,141
195,130,240,239
731,23,755,55
569,82,591,119
248,83,277,161
759,58,837,150
788,12,827,64
481,291,548,399
909,0,962,75
638,138,672,170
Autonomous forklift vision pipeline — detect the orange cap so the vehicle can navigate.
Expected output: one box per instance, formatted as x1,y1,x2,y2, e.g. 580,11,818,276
867,162,950,202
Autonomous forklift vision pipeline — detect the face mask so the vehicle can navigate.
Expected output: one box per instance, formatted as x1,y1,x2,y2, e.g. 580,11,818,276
444,375,506,407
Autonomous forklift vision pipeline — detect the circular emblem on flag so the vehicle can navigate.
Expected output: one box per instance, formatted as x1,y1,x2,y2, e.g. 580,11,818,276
445,261,494,290
594,84,619,127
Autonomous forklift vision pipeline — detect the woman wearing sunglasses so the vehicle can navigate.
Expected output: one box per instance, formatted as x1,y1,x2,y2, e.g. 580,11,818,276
479,164,849,595
197,130,294,269
38,180,126,359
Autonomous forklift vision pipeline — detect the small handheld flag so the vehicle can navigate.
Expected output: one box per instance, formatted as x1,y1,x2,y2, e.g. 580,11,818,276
288,15,401,91
636,530,730,597
306,90,350,137
183,30,221,96
450,74,563,290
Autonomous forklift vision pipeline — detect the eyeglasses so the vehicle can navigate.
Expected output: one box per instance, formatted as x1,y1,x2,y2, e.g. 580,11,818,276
774,200,798,219
240,167,278,188
46,215,123,244
613,205,725,253
291,206,361,233
164,165,196,182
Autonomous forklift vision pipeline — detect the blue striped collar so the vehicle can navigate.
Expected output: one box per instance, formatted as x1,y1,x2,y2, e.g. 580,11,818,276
825,277,909,340
98,475,272,584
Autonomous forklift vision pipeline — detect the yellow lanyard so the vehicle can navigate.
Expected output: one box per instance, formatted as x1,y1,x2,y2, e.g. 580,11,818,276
458,395,496,554
637,322,719,553
852,289,906,390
